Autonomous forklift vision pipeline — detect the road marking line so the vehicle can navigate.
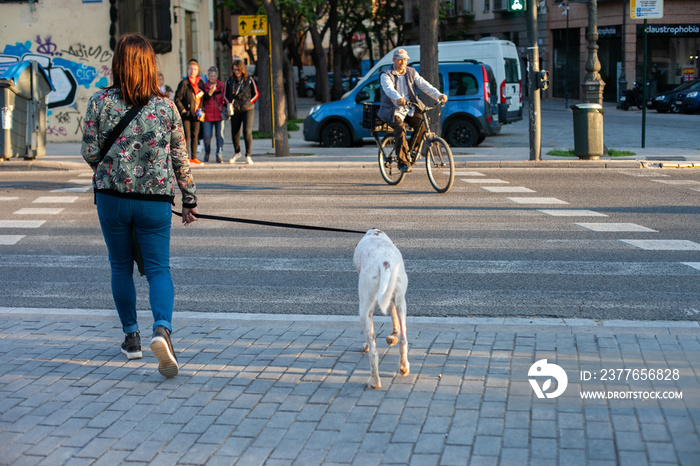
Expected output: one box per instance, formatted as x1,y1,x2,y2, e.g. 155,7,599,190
0,220,46,228
576,223,657,232
51,186,92,193
461,178,509,184
13,208,64,215
67,179,93,185
651,180,700,185
77,172,93,177
621,240,700,251
0,197,19,201
33,196,79,204
454,171,485,176
507,197,569,205
682,262,700,271
482,186,535,193
538,209,608,217
0,235,24,245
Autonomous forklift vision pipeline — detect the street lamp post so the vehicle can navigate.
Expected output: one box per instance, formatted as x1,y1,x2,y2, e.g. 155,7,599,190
581,0,605,104
617,0,628,108
559,1,570,109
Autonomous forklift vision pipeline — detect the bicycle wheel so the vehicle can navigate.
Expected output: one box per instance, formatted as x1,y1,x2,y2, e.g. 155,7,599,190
378,134,406,186
425,137,455,193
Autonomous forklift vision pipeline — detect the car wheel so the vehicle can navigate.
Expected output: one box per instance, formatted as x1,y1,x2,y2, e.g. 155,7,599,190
670,102,682,113
445,120,479,147
320,122,352,147
305,88,315,98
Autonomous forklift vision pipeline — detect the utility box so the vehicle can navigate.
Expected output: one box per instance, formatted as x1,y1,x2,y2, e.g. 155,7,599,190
0,61,54,160
571,103,604,160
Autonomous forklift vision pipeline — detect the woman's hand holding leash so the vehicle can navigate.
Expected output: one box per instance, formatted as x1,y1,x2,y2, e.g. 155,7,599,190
181,207,199,226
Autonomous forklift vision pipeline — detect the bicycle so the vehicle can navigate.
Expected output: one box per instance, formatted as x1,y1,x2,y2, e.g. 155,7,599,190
362,102,455,193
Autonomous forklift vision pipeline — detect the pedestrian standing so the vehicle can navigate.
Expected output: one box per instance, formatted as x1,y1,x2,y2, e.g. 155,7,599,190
157,72,174,99
174,59,205,165
81,33,199,378
225,59,258,164
202,66,226,163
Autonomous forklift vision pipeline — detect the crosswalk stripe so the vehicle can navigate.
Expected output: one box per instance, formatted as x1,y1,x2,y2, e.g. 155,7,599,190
67,179,93,185
33,196,79,203
682,262,700,271
507,197,569,205
0,197,19,201
51,186,92,193
539,209,607,217
4,254,696,276
13,208,64,215
0,220,46,228
621,240,700,251
461,178,509,184
651,180,700,185
576,223,657,232
454,171,485,176
482,186,535,193
0,235,24,245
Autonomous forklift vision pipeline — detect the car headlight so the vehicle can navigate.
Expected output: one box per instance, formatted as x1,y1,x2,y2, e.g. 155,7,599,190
686,91,698,98
654,95,665,101
309,105,321,116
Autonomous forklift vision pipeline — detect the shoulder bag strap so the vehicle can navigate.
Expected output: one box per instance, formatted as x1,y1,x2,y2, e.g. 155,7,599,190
99,105,144,159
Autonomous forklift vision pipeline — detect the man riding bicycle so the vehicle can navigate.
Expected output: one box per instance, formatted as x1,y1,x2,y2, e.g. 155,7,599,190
378,49,448,173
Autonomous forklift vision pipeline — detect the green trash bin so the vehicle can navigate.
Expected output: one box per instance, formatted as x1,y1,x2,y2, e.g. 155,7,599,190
571,103,604,160
0,60,54,161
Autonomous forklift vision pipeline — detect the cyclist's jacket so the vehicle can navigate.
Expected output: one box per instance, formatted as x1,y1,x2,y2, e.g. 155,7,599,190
378,66,442,122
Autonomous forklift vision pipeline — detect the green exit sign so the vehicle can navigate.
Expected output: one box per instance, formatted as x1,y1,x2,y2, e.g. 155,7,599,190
508,0,526,12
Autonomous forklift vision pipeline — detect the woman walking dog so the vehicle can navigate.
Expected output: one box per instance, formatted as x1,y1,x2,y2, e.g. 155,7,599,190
81,33,199,378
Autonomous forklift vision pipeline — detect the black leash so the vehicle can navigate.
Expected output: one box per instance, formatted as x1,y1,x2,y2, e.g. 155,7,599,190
172,210,366,235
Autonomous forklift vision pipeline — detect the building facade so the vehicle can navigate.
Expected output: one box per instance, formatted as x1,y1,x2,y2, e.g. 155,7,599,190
545,0,699,102
1,0,216,142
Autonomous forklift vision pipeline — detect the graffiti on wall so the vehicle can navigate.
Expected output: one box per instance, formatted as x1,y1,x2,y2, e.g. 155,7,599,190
0,35,112,140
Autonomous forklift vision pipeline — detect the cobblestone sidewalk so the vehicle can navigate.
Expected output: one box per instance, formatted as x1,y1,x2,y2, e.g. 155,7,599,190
1,308,699,465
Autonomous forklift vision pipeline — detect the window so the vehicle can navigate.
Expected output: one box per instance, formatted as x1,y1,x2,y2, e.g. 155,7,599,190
449,72,478,96
114,0,172,54
505,59,520,83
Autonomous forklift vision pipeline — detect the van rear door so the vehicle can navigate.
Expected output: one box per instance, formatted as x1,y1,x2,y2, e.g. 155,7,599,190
502,57,522,123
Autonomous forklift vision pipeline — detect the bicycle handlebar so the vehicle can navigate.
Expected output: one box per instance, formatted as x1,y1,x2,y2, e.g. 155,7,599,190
405,101,446,112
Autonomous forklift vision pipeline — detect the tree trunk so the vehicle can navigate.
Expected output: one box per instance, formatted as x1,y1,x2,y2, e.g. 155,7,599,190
256,36,272,135
419,0,441,135
261,0,289,156
309,24,330,102
283,55,297,120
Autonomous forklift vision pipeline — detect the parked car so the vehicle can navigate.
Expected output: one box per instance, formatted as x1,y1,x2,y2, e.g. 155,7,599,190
304,73,349,98
303,62,501,147
648,79,700,113
675,85,700,114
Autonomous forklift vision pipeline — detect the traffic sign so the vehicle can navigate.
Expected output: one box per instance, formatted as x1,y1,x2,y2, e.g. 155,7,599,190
630,0,663,19
238,15,268,36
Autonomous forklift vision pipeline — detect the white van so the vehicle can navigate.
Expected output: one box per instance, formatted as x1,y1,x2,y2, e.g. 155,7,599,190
356,38,523,124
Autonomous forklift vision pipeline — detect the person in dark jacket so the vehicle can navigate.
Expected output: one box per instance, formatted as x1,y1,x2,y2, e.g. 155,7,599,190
174,59,205,165
225,59,259,164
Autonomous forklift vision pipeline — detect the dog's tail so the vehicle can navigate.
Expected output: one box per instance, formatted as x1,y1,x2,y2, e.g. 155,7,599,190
377,261,399,315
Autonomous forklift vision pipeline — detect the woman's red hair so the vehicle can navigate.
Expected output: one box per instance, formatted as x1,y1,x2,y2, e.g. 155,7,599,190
109,33,167,106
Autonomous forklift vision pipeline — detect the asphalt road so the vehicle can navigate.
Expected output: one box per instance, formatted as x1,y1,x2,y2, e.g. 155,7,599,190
1,165,698,321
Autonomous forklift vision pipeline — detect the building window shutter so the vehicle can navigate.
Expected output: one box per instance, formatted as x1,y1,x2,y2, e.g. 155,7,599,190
112,0,171,54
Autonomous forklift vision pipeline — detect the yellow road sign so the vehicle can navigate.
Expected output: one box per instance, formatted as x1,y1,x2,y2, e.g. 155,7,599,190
238,15,268,36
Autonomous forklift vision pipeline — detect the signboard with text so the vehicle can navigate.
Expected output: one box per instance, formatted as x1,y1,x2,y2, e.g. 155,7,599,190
630,0,663,19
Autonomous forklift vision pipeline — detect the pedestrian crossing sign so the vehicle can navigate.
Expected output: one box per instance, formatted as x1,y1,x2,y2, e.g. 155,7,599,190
238,15,268,36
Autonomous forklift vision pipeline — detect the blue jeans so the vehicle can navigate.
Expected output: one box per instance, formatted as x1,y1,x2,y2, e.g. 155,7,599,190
96,193,174,334
202,120,225,159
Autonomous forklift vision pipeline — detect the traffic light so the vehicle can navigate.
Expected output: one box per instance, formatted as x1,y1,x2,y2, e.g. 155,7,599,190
537,70,550,91
507,0,526,12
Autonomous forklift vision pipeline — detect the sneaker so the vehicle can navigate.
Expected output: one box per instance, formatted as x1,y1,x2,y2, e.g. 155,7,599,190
121,331,142,360
189,158,203,165
398,163,412,173
150,326,178,377
246,156,254,165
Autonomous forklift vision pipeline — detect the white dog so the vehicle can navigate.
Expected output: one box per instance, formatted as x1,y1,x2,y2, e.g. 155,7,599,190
353,229,409,389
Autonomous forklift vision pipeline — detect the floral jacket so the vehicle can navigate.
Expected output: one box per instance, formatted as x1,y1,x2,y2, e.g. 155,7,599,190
81,88,197,207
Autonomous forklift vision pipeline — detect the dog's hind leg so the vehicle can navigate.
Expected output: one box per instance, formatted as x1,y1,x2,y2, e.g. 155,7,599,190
386,302,400,347
360,302,381,389
395,296,410,376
